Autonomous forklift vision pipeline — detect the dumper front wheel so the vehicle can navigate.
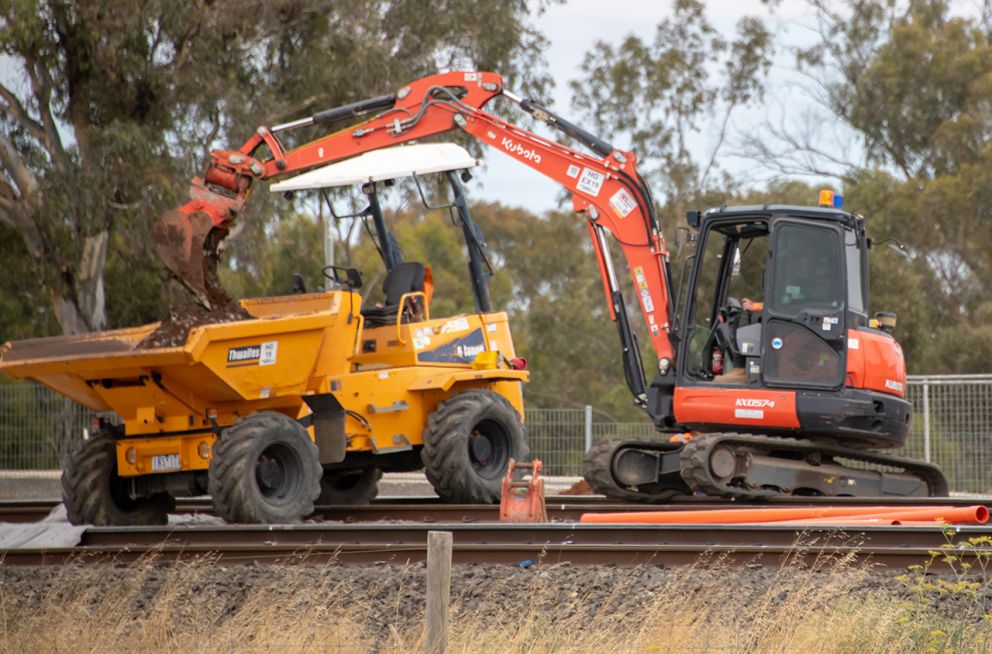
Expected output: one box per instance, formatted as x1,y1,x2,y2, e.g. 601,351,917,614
61,430,173,526
421,389,528,503
317,467,382,505
209,411,321,524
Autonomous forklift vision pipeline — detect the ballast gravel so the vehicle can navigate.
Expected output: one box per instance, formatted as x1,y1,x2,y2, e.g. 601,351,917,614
1,559,989,633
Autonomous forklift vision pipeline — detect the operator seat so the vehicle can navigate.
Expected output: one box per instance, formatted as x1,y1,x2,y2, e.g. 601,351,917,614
361,261,426,327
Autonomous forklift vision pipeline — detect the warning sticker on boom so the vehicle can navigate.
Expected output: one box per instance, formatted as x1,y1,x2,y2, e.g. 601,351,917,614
576,168,604,197
609,188,637,218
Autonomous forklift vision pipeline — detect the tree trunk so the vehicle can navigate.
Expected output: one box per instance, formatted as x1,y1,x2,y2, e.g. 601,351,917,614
51,230,108,335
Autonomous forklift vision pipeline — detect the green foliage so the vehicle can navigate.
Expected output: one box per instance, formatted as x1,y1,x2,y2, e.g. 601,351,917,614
570,0,772,214
897,531,992,651
0,0,555,336
788,1,992,372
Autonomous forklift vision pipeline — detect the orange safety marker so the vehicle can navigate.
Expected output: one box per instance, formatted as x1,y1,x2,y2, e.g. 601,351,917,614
500,458,548,523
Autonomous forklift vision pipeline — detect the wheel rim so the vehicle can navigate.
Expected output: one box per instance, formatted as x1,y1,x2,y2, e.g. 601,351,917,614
468,418,511,479
255,443,303,505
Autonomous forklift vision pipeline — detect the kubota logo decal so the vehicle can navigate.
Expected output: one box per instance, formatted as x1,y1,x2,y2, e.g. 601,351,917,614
735,398,775,409
500,137,542,164
884,379,904,392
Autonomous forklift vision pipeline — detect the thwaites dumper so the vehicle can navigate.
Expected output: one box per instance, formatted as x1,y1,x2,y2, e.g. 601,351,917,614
0,143,529,525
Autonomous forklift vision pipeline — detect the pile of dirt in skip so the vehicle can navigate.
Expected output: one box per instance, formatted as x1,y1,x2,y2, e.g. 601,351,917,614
137,262,252,349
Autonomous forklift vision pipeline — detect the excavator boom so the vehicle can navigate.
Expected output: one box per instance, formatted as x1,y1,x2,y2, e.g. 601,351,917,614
155,71,676,376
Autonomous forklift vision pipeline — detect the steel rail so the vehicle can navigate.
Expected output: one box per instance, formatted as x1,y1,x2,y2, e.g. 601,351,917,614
2,495,990,524
3,521,991,571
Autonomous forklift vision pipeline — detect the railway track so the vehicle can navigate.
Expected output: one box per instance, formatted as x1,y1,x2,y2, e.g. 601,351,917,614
1,494,986,523
2,495,991,571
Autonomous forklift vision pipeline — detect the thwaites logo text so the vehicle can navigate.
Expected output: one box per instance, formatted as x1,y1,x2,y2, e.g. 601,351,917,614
226,341,278,367
228,345,261,363
500,137,542,164
735,398,775,409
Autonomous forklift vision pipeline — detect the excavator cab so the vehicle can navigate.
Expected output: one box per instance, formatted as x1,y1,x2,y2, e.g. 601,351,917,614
671,201,909,449
682,209,854,391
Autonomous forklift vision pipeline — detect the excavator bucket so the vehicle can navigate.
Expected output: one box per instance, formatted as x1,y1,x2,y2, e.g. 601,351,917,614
153,209,217,308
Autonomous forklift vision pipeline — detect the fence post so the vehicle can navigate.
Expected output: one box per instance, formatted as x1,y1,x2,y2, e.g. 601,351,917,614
425,530,452,654
922,381,931,463
584,405,593,452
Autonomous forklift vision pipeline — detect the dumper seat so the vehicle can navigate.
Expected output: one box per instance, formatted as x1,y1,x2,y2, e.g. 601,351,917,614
361,262,426,327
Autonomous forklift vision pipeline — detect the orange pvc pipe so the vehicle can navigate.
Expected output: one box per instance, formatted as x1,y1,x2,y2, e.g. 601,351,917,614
778,508,989,527
835,505,989,525
578,505,989,525
580,505,916,524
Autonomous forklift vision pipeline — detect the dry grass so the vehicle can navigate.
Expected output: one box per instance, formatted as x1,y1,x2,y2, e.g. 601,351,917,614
0,552,988,654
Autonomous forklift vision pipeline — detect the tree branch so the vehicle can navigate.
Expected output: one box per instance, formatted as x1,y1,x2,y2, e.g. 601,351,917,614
699,101,736,189
27,63,66,160
0,130,39,199
0,81,47,147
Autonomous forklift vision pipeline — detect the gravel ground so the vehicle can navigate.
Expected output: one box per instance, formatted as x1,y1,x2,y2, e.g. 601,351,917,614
1,559,989,635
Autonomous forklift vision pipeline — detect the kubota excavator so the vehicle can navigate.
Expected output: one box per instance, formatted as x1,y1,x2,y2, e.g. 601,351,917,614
156,70,948,500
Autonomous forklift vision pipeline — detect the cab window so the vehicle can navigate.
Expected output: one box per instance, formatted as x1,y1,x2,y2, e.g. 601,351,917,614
769,224,844,315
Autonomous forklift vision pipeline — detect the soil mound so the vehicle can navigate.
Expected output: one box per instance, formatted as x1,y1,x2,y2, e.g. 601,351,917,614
138,259,251,349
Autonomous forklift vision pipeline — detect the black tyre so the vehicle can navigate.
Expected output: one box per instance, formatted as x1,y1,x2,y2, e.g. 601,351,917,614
208,411,321,524
317,467,382,505
421,389,528,503
61,430,173,526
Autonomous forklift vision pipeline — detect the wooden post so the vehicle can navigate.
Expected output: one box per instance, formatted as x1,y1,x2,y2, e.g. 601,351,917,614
425,530,453,654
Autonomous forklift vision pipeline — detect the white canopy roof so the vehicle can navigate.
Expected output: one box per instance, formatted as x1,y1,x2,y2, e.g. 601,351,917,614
269,142,479,192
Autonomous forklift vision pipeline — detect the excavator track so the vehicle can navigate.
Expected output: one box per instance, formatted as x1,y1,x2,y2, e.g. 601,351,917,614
679,433,949,500
582,439,686,502
582,440,689,503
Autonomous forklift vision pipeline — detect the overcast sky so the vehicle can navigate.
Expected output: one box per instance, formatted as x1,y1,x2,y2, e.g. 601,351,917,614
464,0,828,212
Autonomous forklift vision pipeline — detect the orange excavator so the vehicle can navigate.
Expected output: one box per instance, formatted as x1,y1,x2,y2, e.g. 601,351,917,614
157,70,947,500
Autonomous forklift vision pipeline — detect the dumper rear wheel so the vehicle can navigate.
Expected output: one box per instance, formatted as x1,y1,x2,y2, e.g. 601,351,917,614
421,389,528,503
61,430,173,526
209,411,321,524
317,467,381,505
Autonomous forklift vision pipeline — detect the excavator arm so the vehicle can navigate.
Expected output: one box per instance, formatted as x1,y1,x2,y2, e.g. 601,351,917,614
155,71,676,403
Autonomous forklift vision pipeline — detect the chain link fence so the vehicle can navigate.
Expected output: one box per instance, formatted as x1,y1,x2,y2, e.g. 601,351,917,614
3,376,992,493
0,384,95,470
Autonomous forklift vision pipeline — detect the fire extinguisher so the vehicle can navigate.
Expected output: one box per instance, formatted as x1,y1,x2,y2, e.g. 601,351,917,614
711,347,724,375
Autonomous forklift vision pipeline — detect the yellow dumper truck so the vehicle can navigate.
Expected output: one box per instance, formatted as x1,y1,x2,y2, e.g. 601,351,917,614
0,144,529,525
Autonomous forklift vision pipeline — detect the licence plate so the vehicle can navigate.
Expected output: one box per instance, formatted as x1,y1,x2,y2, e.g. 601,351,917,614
151,453,181,471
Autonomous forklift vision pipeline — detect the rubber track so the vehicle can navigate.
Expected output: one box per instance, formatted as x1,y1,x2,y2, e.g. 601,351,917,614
61,432,169,526
209,412,321,523
582,439,657,502
421,389,527,504
680,432,950,499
